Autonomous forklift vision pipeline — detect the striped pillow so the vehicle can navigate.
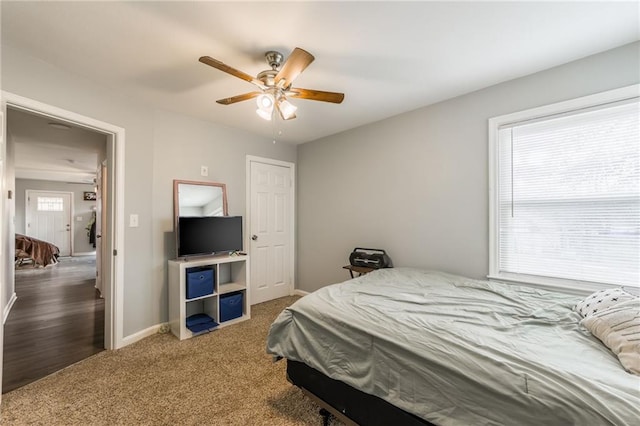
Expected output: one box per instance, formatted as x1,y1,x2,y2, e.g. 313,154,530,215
581,299,640,375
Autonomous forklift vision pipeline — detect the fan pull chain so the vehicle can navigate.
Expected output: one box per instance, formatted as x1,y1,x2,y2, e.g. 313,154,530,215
270,109,282,144
271,108,277,143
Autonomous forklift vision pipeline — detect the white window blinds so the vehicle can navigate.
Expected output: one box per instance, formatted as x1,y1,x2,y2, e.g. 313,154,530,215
497,99,639,287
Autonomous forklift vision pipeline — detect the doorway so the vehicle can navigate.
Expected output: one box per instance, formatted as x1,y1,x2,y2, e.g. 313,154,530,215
0,92,125,396
246,156,295,305
3,107,106,393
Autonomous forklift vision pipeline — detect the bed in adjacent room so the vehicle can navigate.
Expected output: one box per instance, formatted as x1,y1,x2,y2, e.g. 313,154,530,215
266,268,640,426
15,233,60,267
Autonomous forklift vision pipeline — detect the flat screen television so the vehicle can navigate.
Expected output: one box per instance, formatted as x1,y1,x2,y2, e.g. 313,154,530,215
177,216,243,258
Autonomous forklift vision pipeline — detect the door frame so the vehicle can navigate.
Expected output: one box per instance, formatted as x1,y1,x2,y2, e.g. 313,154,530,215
25,189,74,256
2,91,125,352
0,106,5,404
245,155,296,303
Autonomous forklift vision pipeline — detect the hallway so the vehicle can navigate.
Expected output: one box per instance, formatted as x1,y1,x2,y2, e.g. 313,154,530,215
2,255,104,393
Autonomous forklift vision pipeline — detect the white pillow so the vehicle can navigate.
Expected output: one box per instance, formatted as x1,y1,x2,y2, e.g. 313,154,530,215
574,287,636,318
581,299,640,375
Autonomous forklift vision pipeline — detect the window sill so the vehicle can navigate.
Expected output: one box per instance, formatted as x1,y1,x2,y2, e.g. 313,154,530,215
487,272,616,296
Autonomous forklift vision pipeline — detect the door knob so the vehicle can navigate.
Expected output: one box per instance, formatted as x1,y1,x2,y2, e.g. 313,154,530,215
251,235,258,241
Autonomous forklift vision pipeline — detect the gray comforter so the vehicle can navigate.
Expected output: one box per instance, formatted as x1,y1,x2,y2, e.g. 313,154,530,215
266,268,640,425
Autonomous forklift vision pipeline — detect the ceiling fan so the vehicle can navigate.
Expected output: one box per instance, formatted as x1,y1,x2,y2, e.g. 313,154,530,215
199,47,344,121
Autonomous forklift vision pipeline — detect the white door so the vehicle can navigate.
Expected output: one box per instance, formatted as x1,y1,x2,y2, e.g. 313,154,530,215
248,158,295,304
26,190,72,256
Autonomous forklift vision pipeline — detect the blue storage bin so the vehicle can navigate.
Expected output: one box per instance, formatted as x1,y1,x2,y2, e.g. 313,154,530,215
186,267,214,299
220,292,243,322
186,313,218,334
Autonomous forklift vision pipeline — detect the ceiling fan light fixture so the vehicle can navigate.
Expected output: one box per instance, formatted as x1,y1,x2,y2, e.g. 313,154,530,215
256,93,274,110
256,107,272,121
48,122,72,130
278,98,297,120
256,93,275,121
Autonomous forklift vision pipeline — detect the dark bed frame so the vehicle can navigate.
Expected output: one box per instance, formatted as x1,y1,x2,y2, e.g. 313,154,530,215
286,360,433,426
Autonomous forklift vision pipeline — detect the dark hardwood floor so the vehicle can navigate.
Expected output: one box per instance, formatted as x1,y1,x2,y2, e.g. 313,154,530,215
2,255,104,393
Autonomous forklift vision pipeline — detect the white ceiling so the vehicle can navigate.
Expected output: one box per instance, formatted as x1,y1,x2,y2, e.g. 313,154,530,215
2,1,639,149
8,108,105,184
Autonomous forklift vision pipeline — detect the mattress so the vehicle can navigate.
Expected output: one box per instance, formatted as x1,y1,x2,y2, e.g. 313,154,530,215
266,268,640,426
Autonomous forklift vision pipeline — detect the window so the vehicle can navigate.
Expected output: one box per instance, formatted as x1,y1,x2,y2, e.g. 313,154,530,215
489,86,639,293
37,196,64,212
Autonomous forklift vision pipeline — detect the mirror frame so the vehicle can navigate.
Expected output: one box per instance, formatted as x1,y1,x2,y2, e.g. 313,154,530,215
173,179,228,232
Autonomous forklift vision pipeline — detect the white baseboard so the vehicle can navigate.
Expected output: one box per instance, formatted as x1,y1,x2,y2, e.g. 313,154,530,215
3,292,17,324
72,252,96,256
293,289,309,296
121,322,169,348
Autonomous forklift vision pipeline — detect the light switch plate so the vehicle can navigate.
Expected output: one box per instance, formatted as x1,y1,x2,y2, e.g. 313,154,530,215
129,214,139,227
200,165,208,177
77,216,83,221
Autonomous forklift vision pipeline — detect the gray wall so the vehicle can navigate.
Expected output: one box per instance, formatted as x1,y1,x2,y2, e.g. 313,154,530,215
2,43,296,337
296,42,640,293
15,179,97,254
2,127,16,320
150,110,296,335
3,37,638,336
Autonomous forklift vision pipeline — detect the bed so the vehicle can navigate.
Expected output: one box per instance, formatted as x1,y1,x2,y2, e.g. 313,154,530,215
15,233,60,267
266,268,640,426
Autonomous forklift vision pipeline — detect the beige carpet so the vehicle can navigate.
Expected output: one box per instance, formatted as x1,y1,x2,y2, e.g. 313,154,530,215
1,295,339,425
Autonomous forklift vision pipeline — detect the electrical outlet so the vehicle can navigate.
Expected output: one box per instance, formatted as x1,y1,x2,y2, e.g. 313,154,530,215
200,165,208,177
129,214,139,227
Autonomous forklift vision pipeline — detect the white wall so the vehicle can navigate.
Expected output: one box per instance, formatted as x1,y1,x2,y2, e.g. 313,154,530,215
14,179,97,254
296,42,640,293
1,43,296,338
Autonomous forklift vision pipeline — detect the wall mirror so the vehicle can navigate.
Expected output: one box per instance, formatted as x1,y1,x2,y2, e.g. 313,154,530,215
173,180,228,231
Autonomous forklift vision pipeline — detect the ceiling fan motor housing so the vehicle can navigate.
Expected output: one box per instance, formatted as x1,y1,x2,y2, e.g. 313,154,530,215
265,51,284,70
257,70,277,87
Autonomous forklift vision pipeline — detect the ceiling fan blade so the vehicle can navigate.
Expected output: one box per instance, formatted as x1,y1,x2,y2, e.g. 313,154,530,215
275,48,315,89
199,56,266,89
288,88,345,104
216,92,262,105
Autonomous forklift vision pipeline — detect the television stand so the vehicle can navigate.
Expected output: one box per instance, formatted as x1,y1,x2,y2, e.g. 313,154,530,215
168,254,250,340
